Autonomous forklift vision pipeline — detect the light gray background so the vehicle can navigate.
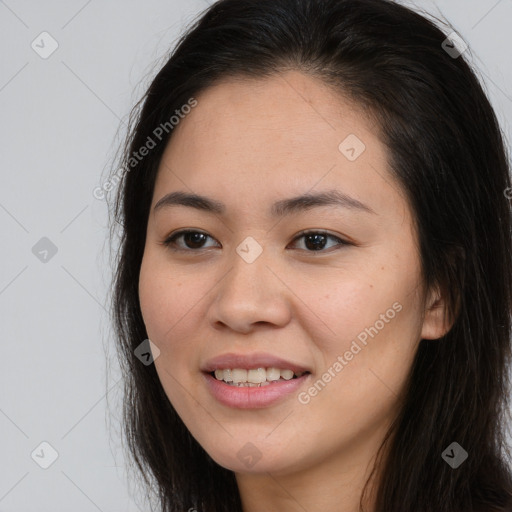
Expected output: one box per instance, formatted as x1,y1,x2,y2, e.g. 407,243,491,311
1,0,511,510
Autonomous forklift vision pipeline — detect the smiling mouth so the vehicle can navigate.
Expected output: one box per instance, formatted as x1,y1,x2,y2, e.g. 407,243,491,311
209,368,310,387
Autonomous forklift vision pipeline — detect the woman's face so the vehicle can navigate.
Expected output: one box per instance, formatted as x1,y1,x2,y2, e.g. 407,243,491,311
138,71,446,477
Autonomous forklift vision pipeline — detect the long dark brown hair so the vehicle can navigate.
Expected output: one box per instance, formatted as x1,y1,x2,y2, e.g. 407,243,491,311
106,0,512,510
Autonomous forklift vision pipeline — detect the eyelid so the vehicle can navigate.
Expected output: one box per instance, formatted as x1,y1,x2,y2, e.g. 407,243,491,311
161,229,351,253
161,229,218,250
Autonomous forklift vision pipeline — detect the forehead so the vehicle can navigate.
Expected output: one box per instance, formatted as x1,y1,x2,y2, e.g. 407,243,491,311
152,71,408,226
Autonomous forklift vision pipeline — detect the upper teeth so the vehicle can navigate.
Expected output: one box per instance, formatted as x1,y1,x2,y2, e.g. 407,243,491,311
214,368,305,383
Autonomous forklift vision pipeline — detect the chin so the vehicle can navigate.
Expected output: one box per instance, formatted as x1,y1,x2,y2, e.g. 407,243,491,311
201,439,303,475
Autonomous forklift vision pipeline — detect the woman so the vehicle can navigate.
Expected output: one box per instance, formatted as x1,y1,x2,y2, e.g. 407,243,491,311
107,0,512,510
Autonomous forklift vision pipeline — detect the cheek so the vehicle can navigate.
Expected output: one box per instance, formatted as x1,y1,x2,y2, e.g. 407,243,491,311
138,260,168,340
294,266,416,346
138,256,200,403
295,296,420,451
138,255,198,341
137,254,218,400
297,260,423,401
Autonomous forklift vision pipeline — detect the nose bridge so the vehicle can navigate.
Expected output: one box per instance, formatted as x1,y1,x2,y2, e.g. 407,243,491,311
224,238,273,301
209,238,290,330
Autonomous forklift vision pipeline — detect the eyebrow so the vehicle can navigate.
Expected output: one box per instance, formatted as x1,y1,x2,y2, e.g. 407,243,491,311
153,189,376,217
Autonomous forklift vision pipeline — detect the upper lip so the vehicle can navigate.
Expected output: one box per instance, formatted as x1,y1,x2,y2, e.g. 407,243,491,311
201,352,311,374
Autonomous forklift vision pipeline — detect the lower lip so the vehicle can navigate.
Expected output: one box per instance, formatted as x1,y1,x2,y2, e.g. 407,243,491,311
203,372,310,409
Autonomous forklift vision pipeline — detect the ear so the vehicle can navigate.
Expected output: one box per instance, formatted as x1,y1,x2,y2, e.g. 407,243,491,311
420,284,455,340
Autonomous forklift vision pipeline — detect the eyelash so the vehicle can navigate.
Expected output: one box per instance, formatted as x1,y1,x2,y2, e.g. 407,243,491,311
161,229,350,254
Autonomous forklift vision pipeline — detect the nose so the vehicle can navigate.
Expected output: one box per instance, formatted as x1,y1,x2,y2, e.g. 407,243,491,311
207,247,292,334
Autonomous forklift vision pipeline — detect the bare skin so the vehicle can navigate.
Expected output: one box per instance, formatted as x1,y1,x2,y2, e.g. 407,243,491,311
138,70,451,512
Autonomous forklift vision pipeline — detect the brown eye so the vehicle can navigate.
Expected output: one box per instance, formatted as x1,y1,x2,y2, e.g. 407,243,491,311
163,230,218,251
290,231,349,252
162,229,349,253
